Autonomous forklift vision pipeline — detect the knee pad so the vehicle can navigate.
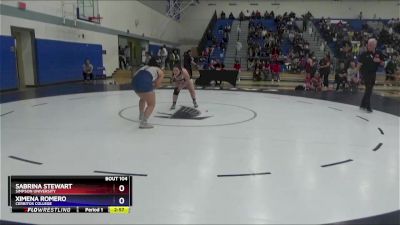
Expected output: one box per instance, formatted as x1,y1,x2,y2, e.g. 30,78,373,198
173,87,180,96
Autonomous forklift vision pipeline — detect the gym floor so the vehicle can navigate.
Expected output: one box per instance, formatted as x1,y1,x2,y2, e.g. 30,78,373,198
1,82,399,224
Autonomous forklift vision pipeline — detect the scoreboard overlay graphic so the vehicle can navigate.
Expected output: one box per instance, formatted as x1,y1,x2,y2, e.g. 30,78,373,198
8,176,132,213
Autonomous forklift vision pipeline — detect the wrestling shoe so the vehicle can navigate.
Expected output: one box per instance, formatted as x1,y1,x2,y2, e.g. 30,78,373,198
139,121,154,129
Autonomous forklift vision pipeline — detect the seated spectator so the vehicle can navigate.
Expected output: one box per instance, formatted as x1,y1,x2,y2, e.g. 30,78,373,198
82,58,94,82
347,61,360,91
218,25,224,34
212,35,217,45
262,60,272,81
253,60,262,81
216,62,225,71
335,62,348,91
311,74,322,91
385,56,397,86
209,59,216,70
206,29,212,41
219,41,226,51
304,73,312,90
229,12,235,20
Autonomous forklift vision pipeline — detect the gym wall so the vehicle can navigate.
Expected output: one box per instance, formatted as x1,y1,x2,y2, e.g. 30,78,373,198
0,0,181,89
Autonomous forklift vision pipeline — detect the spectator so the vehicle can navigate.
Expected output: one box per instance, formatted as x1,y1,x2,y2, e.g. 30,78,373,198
264,10,269,19
229,12,235,20
311,74,323,91
206,29,212,41
270,59,281,83
158,45,168,70
244,10,251,20
239,11,245,21
385,56,397,86
319,55,331,89
251,10,256,19
169,49,180,70
119,46,126,69
253,60,262,81
304,73,312,90
335,62,348,91
270,10,275,19
221,11,226,19
233,59,241,82
219,41,226,52
124,45,131,68
255,10,261,19
143,51,151,65
347,61,360,91
263,60,271,81
183,50,194,78
82,59,94,83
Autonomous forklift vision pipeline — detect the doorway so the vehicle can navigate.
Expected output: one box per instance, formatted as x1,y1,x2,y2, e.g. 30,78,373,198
118,35,148,69
11,26,38,89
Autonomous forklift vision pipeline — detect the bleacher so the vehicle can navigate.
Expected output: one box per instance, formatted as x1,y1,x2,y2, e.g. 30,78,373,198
347,19,364,32
248,19,278,52
207,19,234,61
255,19,277,32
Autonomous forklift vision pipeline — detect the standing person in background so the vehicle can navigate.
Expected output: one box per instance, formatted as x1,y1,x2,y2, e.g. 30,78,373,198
357,38,384,113
143,52,151,65
335,62,347,91
384,55,397,86
82,59,94,83
270,58,281,83
319,55,331,90
170,49,180,70
239,11,245,21
141,48,147,65
184,50,194,78
302,16,308,32
124,45,131,69
233,59,241,82
119,46,126,69
158,45,168,70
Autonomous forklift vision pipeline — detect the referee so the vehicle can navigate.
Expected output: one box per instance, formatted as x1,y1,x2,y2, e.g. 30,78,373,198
357,38,384,113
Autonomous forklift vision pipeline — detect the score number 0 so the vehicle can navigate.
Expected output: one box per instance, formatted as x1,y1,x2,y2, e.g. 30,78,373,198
118,184,126,205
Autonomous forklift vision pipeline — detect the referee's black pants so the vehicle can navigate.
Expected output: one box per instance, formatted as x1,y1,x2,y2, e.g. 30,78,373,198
360,77,376,110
